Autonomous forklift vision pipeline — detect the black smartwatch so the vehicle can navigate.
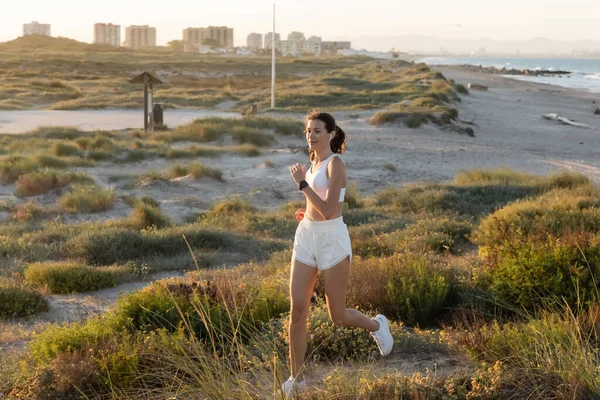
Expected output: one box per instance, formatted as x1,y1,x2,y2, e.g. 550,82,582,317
299,180,308,191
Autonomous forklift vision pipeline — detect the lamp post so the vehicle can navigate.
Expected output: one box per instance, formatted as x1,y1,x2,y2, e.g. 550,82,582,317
271,3,276,109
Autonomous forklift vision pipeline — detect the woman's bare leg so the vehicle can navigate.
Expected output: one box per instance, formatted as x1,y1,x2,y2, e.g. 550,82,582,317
322,257,379,331
288,259,318,379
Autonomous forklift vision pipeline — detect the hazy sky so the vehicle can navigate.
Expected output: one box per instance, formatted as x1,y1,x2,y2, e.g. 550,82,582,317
2,0,600,49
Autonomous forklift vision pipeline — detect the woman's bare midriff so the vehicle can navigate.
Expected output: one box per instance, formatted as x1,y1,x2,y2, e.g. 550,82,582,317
304,202,344,221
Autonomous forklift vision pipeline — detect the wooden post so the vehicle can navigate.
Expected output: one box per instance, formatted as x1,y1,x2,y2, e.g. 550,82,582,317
129,72,164,132
149,81,154,132
143,74,149,132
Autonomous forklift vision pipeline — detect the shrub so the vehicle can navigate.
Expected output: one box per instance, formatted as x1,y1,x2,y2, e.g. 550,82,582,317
0,282,47,318
455,83,469,95
485,232,600,311
12,201,44,222
475,189,600,258
231,126,274,147
63,226,276,266
87,150,113,161
455,168,589,190
58,185,116,213
24,261,125,294
342,255,452,326
344,182,364,209
30,316,118,363
51,142,80,157
405,113,427,128
15,170,94,197
127,202,172,230
112,274,288,340
387,216,473,255
210,197,257,214
166,162,224,181
374,181,542,217
0,155,38,183
447,311,600,397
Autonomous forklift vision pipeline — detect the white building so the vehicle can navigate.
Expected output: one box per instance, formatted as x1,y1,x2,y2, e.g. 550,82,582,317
183,26,234,49
94,23,120,46
247,33,263,50
124,25,156,49
264,32,280,49
288,31,305,41
275,39,321,56
23,21,51,37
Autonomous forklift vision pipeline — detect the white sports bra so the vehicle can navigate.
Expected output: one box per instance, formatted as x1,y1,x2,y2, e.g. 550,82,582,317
305,154,346,202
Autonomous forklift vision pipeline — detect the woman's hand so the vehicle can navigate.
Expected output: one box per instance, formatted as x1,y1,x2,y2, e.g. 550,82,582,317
289,163,306,185
295,208,305,221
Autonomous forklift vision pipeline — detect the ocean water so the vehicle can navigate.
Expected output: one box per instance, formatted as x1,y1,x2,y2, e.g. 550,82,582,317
420,56,600,92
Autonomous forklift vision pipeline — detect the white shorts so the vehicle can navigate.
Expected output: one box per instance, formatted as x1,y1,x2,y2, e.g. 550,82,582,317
292,217,352,270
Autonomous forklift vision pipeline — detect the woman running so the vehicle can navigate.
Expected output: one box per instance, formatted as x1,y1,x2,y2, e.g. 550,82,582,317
282,111,394,397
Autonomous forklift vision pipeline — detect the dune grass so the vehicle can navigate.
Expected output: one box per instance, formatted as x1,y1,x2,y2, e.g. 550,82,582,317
58,185,116,213
15,170,94,197
2,158,600,398
24,261,126,294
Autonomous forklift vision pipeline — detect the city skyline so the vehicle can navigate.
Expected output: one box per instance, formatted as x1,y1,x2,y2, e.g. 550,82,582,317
3,0,600,52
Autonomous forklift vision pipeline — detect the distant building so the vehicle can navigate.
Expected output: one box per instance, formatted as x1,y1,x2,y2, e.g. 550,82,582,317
287,31,305,41
94,23,120,46
23,21,51,37
124,25,156,49
264,32,280,49
321,41,352,54
276,37,321,56
183,26,234,49
308,36,322,43
247,33,263,50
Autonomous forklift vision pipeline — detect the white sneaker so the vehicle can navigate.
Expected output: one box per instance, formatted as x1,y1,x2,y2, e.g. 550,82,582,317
279,376,307,399
370,314,394,356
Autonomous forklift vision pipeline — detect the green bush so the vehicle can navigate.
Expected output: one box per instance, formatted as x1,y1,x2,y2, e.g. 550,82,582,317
231,126,274,147
448,312,600,396
486,233,600,310
342,255,452,326
24,261,125,294
387,216,472,255
58,185,116,213
210,197,257,214
166,162,224,181
475,189,600,259
63,225,280,265
0,282,47,318
455,169,590,190
0,155,38,183
30,316,118,363
454,83,469,95
15,170,94,197
51,142,80,157
126,202,172,230
405,113,427,128
113,275,288,340
344,182,364,209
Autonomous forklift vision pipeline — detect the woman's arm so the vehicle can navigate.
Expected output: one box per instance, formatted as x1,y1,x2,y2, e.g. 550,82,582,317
291,157,346,220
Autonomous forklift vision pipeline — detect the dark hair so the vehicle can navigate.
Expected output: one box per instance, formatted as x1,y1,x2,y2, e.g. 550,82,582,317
305,110,347,162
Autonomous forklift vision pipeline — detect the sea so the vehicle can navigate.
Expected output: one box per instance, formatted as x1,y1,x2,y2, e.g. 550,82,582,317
420,56,600,92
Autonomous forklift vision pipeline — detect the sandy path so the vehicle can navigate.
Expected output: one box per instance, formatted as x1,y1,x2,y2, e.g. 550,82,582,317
0,109,240,134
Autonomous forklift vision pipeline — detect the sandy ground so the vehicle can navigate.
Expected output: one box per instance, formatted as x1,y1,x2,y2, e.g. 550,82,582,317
0,109,240,134
2,69,600,377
